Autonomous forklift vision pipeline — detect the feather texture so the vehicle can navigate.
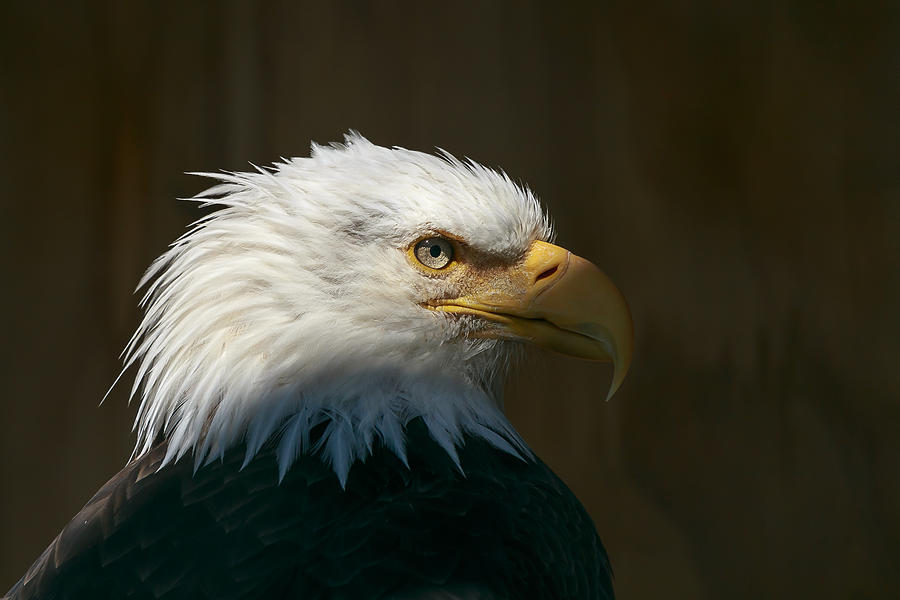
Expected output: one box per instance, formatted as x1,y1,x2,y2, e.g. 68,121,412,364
5,420,612,600
116,133,552,485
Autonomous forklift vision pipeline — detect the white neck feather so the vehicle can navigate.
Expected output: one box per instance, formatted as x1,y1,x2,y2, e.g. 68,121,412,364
116,135,551,485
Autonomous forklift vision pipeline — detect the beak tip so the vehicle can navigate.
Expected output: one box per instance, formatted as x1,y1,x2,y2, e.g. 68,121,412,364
606,369,625,402
604,331,633,401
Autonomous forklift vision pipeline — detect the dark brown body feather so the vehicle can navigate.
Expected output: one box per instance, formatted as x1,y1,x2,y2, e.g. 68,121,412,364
4,419,612,600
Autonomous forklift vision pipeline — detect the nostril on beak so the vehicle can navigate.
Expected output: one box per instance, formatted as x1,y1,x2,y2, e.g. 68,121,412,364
535,265,558,283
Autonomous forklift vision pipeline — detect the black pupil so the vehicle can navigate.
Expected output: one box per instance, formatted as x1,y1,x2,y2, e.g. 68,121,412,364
429,244,442,258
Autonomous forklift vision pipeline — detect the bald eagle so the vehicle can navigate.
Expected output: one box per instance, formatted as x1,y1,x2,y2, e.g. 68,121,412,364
4,134,633,600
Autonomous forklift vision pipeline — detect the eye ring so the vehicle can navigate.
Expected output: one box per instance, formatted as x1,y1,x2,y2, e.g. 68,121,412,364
414,237,454,269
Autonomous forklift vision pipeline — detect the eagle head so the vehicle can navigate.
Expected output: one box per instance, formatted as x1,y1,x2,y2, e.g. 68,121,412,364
122,133,633,485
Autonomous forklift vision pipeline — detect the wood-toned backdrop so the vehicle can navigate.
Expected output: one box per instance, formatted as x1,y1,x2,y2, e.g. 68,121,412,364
1,2,898,597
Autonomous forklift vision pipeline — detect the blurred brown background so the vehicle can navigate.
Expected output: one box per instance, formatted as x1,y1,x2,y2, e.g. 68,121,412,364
1,1,898,598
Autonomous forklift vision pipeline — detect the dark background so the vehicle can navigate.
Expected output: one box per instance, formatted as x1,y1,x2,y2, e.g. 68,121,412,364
1,1,898,597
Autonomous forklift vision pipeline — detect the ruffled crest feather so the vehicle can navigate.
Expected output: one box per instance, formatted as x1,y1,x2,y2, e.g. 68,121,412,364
117,133,551,486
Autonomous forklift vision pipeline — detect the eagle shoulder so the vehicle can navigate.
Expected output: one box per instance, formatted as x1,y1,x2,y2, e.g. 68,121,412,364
5,419,612,599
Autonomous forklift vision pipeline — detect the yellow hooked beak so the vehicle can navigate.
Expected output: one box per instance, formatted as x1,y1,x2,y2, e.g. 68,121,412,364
426,241,634,399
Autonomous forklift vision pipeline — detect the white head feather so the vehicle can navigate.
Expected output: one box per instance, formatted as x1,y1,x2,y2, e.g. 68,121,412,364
120,133,553,485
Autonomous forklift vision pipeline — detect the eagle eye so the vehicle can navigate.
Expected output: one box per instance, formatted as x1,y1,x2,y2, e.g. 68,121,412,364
414,237,454,269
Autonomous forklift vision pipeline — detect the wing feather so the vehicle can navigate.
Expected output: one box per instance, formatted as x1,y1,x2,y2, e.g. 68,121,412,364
4,418,612,599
